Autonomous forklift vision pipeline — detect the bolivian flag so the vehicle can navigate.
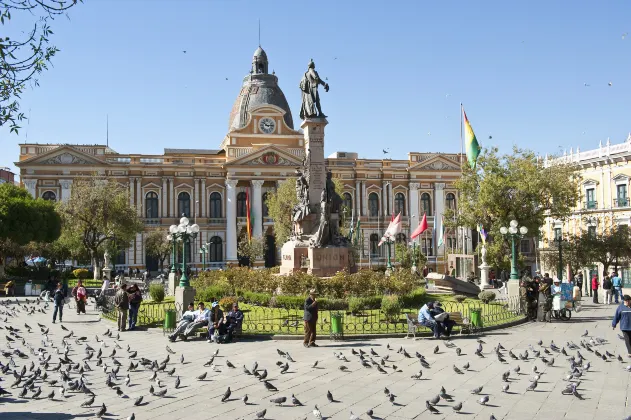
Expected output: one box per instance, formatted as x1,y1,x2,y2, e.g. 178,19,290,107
463,107,481,169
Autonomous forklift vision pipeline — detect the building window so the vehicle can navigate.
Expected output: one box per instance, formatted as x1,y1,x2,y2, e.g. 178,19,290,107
368,193,379,217
370,233,379,256
209,192,222,218
209,236,223,262
342,192,353,212
588,225,596,238
617,184,628,207
554,228,562,240
145,192,159,218
262,192,269,217
447,237,457,251
115,249,126,265
237,192,247,217
446,193,456,210
586,188,596,208
42,191,56,202
520,239,531,254
178,192,191,217
421,193,432,216
423,238,433,256
395,233,406,244
394,193,406,216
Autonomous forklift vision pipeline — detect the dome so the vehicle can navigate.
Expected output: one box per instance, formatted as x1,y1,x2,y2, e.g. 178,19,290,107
228,47,294,131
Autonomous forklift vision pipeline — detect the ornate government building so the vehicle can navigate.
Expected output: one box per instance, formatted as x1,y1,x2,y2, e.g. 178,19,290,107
16,47,465,273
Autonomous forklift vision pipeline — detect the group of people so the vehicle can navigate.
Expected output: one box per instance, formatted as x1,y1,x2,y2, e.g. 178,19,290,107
113,283,143,331
591,271,624,305
167,300,243,344
417,301,455,338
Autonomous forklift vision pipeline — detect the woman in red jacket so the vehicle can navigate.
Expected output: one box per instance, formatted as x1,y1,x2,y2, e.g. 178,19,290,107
591,275,599,304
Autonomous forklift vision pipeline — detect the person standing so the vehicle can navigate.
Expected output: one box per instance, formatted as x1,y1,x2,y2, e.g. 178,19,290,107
612,271,623,304
72,280,87,315
52,283,64,323
576,272,583,295
591,274,599,304
127,284,142,331
603,275,613,305
612,294,631,357
303,289,319,348
114,284,129,332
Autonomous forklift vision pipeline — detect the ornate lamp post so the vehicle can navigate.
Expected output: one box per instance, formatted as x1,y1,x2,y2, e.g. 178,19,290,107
167,229,178,274
409,240,418,273
169,216,199,288
500,220,528,280
199,243,210,271
553,236,566,280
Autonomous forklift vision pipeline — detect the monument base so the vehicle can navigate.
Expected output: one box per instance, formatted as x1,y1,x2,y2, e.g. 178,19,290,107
280,240,356,276
175,286,196,310
102,268,112,282
478,263,492,290
168,272,178,296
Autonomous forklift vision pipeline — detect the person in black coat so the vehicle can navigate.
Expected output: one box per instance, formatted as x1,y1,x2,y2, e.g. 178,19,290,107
52,283,65,323
303,289,319,348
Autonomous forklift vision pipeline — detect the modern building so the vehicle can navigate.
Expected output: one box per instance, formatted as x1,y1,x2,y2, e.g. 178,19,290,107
541,135,631,282
15,46,469,273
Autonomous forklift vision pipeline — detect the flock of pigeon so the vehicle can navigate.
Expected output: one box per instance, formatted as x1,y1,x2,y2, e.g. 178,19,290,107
1,296,631,419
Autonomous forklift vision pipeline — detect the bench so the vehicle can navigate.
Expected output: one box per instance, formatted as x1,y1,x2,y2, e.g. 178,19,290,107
405,311,475,338
405,313,423,338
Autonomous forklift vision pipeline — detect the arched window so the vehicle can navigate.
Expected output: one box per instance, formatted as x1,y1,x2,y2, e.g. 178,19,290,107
446,192,456,210
209,192,222,218
395,233,406,244
421,192,432,216
209,236,223,262
145,192,159,218
262,192,269,217
178,192,191,217
237,192,247,217
368,193,379,217
370,233,379,256
342,192,353,212
42,191,56,202
394,193,406,216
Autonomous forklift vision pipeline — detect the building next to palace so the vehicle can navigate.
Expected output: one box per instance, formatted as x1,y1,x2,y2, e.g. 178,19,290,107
15,46,474,274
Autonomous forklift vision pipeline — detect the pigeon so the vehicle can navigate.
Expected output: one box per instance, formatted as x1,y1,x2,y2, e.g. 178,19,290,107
478,395,489,405
327,390,334,402
313,405,322,419
502,383,510,393
174,376,181,389
263,380,277,391
312,360,319,368
256,408,267,419
153,388,167,397
426,400,440,414
270,396,286,406
452,402,463,412
527,381,538,391
471,386,483,394
166,346,176,354
243,365,252,375
222,387,231,402
226,360,235,368
582,330,588,337
197,372,207,381
428,395,440,405
81,395,95,407
453,365,464,374
96,403,107,418
134,395,143,406
433,346,439,354
291,393,303,406
456,348,462,356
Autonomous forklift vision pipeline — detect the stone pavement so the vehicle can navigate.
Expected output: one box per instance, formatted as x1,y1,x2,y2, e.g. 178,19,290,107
1,297,630,420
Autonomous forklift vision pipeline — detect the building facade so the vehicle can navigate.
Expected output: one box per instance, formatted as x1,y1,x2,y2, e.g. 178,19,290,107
541,135,631,281
0,168,16,185
15,47,467,273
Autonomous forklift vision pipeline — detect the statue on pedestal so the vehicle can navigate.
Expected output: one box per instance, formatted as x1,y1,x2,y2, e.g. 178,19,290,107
299,59,329,119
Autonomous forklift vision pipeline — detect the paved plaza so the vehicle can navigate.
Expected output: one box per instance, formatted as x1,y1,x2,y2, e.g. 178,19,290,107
1,297,630,420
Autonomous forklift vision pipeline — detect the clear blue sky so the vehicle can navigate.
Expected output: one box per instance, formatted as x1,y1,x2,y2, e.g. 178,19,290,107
3,0,631,177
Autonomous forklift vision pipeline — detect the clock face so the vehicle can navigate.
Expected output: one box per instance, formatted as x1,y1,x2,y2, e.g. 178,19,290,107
259,117,276,134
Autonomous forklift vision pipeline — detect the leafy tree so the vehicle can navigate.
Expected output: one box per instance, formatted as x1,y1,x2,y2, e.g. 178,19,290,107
57,177,142,279
539,231,592,278
145,230,171,272
582,226,631,277
237,235,267,267
446,147,581,268
394,242,427,270
1,0,82,133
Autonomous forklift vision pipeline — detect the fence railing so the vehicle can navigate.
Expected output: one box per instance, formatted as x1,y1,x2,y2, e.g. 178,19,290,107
100,295,524,335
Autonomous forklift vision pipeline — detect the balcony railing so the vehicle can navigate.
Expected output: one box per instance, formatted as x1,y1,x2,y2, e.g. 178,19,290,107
144,218,161,225
584,201,598,210
615,198,629,208
207,217,226,225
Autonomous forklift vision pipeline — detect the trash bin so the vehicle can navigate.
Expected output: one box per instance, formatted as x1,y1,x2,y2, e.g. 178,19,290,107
331,313,343,334
469,308,483,328
164,309,176,330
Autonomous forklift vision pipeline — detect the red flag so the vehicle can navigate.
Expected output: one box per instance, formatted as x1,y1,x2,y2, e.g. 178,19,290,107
410,213,428,239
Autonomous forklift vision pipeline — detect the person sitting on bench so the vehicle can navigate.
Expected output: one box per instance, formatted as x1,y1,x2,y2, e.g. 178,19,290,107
169,302,208,342
418,302,444,338
430,301,455,337
206,302,224,343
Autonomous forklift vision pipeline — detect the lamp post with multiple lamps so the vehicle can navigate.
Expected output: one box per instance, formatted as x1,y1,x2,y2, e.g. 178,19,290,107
499,220,528,280
168,216,199,308
408,240,418,273
199,242,210,271
553,235,566,281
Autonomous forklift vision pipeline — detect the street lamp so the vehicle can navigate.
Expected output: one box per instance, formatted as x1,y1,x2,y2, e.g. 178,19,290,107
166,229,179,274
199,242,210,271
500,220,528,280
553,235,566,281
408,240,418,273
168,216,199,287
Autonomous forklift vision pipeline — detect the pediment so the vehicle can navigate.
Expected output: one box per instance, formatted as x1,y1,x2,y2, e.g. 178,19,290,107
409,155,461,171
582,178,599,187
226,145,303,167
18,146,107,166
613,174,629,183
141,182,161,189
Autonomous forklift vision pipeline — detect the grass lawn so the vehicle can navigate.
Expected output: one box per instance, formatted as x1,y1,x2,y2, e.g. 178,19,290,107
67,278,103,288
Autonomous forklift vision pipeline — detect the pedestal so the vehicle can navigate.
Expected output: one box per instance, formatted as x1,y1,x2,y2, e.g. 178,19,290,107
102,268,112,282
168,273,178,296
507,279,520,300
478,263,491,290
175,286,196,311
300,118,328,208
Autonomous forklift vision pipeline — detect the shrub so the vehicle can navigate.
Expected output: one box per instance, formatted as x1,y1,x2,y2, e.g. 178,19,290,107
453,295,467,303
348,297,366,314
273,295,305,309
196,285,231,303
149,284,165,303
219,296,238,312
399,287,427,308
72,268,90,279
381,295,401,322
478,291,496,304
242,291,272,306
318,298,347,311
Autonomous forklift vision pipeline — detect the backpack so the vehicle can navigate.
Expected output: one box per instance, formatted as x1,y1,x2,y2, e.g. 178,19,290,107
603,278,612,289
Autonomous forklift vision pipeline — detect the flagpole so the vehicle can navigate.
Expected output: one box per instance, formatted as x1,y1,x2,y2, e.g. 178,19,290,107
459,103,465,258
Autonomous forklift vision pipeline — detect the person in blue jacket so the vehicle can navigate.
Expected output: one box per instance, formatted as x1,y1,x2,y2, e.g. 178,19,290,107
612,294,631,357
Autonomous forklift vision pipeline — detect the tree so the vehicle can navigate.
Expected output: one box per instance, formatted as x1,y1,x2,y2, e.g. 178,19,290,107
237,235,267,267
394,242,427,270
539,231,592,278
583,226,631,277
446,147,581,269
57,177,142,279
1,0,82,133
145,230,171,273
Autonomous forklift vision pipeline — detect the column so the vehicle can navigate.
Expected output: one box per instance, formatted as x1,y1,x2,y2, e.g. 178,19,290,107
434,183,446,255
129,177,135,208
201,179,207,217
251,180,264,238
23,179,37,198
169,177,175,217
136,177,142,216
355,180,361,218
381,181,387,217
300,118,328,207
389,184,394,216
409,183,420,234
362,181,368,216
225,180,238,262
161,178,167,218
59,179,73,202
194,178,200,220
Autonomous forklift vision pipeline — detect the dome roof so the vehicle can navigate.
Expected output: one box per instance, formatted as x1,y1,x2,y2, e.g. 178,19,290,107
228,47,294,131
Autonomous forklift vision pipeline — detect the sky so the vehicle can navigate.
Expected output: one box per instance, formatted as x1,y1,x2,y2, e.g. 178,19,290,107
2,0,631,178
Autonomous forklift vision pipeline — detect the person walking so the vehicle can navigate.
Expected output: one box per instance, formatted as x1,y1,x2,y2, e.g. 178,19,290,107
612,294,631,357
612,271,623,304
591,274,599,304
303,289,319,348
52,283,64,323
72,280,87,315
603,275,613,305
127,284,142,331
114,284,129,332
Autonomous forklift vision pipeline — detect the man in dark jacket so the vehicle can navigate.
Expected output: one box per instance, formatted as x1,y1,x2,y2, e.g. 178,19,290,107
303,289,318,348
114,284,129,332
52,283,64,323
127,284,142,331
612,294,631,356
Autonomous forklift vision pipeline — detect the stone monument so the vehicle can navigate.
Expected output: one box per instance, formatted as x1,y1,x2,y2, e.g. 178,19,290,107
280,60,355,277
478,245,491,290
102,250,112,282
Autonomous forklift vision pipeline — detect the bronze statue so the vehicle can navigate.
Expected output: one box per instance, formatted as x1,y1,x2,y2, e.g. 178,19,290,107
311,190,330,248
299,59,329,120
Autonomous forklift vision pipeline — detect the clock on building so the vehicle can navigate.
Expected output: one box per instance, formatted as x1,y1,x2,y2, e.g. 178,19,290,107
259,117,276,134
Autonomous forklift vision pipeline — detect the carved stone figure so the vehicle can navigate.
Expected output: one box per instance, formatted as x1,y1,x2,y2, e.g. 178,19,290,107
104,250,111,268
299,59,329,120
325,171,342,213
311,190,330,248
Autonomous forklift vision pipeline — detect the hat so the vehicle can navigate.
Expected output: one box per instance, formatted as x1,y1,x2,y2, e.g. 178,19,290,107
623,295,631,301
211,302,218,308
553,278,560,283
309,289,318,295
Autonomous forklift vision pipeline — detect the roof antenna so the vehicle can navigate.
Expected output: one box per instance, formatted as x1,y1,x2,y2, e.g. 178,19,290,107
258,19,261,46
